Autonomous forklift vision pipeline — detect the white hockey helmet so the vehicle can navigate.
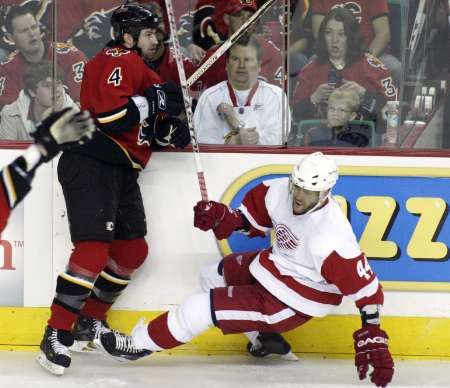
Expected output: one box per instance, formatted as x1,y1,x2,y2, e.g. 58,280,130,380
291,152,339,193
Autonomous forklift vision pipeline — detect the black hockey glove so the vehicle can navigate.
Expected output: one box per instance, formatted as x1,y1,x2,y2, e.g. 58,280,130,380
154,116,191,149
144,82,184,117
30,108,95,162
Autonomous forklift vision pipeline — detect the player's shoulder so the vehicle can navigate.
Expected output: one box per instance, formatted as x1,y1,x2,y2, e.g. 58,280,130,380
89,46,144,68
0,50,20,67
264,177,290,196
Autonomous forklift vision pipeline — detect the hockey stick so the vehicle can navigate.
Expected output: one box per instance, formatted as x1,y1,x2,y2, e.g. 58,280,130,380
408,0,426,69
186,0,278,88
165,0,208,201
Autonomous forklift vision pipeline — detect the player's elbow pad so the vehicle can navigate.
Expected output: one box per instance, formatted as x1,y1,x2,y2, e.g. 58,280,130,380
95,99,141,134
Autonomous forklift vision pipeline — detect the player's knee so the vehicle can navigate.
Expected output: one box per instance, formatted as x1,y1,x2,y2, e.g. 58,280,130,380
168,292,213,342
68,240,110,276
109,238,149,275
199,259,225,291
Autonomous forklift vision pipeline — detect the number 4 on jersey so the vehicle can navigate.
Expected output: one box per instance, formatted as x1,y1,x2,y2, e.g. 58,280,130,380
357,257,373,280
108,67,122,86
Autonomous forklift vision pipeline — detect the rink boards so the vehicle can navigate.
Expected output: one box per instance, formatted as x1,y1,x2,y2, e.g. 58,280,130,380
0,149,449,358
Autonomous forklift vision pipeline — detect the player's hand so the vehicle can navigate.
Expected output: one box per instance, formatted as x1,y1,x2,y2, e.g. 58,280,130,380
31,108,95,162
144,82,184,117
193,200,244,240
155,116,191,149
353,325,394,387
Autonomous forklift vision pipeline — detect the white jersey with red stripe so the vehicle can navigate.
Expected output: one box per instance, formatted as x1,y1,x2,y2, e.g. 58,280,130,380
238,177,381,317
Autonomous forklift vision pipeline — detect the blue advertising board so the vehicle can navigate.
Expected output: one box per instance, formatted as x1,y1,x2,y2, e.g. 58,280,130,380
218,165,450,291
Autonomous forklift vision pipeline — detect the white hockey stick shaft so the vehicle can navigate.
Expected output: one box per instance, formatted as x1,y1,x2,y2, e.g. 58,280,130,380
165,0,208,201
408,0,426,66
186,0,278,88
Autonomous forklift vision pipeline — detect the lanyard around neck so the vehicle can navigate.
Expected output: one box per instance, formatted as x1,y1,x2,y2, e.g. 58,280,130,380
227,81,259,107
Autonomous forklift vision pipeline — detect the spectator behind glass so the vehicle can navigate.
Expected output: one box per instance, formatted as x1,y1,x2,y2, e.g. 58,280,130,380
193,0,282,91
194,36,288,145
0,5,86,108
311,0,402,85
138,1,197,84
0,61,78,140
293,7,397,127
303,88,369,147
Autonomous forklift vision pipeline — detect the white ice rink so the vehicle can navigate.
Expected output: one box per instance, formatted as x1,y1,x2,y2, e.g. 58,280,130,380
1,351,449,388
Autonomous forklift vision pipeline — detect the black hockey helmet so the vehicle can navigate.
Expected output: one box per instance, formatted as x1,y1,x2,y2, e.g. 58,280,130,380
111,3,160,43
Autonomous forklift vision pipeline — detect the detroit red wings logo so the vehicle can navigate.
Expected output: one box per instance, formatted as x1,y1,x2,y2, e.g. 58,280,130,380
274,224,299,250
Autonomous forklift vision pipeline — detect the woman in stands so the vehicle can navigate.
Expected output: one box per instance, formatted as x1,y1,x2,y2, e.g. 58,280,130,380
293,7,397,126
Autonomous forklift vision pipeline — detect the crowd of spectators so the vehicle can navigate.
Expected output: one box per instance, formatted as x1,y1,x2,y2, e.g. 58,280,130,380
0,0,447,148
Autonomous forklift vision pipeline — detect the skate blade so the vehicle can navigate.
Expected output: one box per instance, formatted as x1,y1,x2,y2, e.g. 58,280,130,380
70,340,100,354
36,351,65,375
280,351,298,361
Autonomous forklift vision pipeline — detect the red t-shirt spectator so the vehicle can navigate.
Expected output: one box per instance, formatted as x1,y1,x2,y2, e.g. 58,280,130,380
312,0,389,47
0,41,86,107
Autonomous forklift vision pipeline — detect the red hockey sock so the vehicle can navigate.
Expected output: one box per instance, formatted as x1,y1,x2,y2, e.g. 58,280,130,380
147,312,184,349
48,303,79,331
80,297,110,321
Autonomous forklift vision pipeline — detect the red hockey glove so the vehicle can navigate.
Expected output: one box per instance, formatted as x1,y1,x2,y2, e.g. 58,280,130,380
353,325,394,387
193,200,244,240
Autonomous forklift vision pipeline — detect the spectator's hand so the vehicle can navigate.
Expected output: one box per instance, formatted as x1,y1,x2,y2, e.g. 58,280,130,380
193,200,244,239
155,116,191,149
31,108,95,162
240,127,259,145
353,325,394,387
311,83,334,104
187,43,206,64
144,83,184,116
340,80,366,99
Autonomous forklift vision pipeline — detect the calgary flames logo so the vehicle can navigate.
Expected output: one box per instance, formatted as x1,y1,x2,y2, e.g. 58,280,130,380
105,47,131,57
331,2,363,23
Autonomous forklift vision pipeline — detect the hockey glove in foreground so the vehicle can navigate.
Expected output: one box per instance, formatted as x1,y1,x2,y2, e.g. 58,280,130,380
31,108,95,162
154,116,191,148
144,82,184,116
194,200,244,240
353,325,394,387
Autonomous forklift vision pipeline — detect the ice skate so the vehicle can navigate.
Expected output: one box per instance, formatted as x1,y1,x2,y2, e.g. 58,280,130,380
247,332,298,361
71,315,111,353
95,321,152,362
36,326,74,375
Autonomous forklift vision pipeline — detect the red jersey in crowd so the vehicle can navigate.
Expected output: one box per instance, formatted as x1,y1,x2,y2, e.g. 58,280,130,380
0,41,86,107
194,37,283,90
146,45,196,84
311,0,389,47
80,45,161,169
293,53,397,105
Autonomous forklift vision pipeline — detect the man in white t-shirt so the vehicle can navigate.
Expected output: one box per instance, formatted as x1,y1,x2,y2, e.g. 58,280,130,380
193,36,289,145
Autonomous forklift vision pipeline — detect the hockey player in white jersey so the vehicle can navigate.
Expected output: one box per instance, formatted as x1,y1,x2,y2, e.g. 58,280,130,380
96,152,394,388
